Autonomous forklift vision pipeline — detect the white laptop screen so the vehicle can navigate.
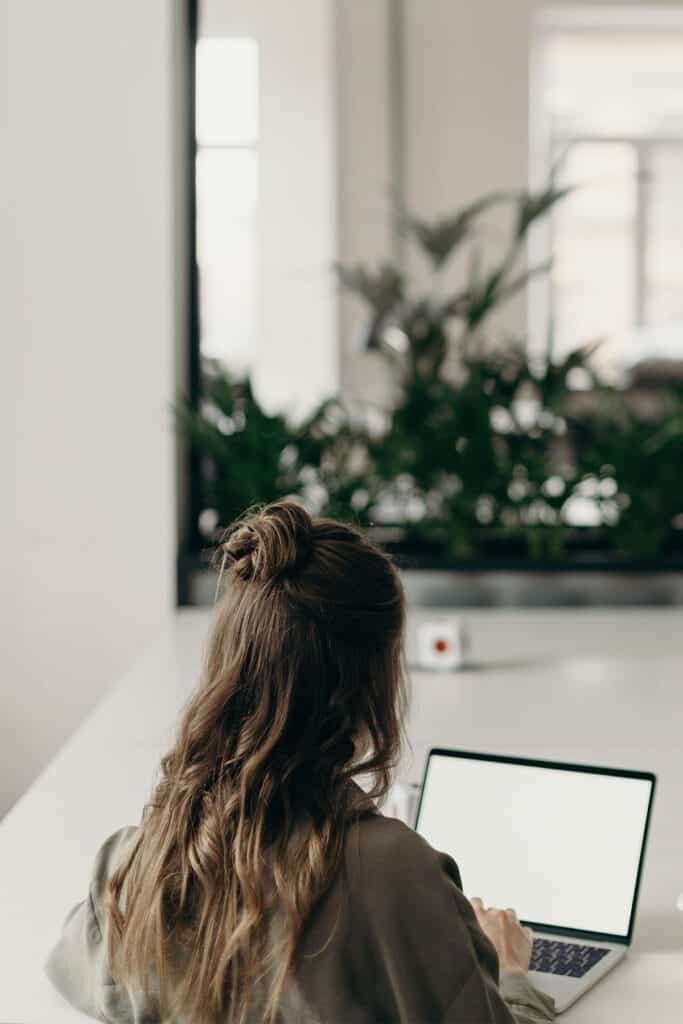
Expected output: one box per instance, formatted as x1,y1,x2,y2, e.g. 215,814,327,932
415,752,654,939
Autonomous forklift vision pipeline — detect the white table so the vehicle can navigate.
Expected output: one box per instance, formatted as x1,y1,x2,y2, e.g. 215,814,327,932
1,608,682,1022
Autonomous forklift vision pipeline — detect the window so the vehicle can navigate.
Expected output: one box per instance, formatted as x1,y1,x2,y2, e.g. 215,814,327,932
195,37,259,371
193,4,337,418
532,9,683,377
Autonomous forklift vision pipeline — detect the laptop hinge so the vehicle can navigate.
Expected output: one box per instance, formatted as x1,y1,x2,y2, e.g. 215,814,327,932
522,921,629,945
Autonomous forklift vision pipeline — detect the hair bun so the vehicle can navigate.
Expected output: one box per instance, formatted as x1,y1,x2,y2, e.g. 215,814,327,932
221,501,314,583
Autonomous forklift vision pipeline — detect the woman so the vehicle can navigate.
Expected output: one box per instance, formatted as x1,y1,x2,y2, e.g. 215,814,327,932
47,501,555,1024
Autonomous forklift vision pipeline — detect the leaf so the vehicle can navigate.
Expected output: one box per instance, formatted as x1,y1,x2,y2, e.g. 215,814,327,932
405,192,511,269
336,263,405,352
495,261,552,306
336,263,404,318
514,185,572,239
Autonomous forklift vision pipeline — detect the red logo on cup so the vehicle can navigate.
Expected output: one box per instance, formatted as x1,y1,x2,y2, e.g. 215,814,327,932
434,639,449,653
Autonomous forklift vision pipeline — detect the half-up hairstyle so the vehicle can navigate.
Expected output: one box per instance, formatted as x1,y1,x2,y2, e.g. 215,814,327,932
107,501,407,1024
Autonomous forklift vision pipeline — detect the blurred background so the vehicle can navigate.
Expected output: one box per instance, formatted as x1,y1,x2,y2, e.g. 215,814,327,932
2,0,683,816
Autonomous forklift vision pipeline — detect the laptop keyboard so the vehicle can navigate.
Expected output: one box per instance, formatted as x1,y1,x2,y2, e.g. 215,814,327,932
530,938,610,978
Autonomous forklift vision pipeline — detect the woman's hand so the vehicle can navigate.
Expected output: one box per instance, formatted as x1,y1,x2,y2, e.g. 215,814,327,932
470,897,533,974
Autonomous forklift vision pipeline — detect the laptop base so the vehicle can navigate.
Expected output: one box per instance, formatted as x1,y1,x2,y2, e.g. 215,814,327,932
528,935,627,1013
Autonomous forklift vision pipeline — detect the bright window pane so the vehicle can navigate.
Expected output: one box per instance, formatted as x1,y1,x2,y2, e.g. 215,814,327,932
196,148,258,263
621,143,683,366
536,17,683,372
196,149,258,369
196,38,258,146
199,250,257,369
645,146,683,326
543,31,683,138
552,142,636,370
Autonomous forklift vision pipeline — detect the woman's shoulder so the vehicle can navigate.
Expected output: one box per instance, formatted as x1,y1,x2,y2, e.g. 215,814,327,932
344,810,461,895
348,810,428,855
87,826,139,905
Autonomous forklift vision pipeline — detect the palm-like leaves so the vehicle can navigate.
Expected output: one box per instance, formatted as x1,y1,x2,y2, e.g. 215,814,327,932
442,260,552,331
180,180,680,562
405,191,509,269
176,370,296,533
336,263,405,351
335,263,404,318
338,186,568,345
514,185,572,240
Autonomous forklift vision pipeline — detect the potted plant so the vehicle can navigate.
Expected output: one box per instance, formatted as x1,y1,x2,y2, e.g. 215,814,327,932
178,185,683,605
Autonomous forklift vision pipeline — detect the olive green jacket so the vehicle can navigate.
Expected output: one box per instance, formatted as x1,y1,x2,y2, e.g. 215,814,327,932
46,815,555,1023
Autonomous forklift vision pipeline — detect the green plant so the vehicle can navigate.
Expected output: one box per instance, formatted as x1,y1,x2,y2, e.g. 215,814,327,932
576,384,683,558
176,368,296,527
179,185,683,560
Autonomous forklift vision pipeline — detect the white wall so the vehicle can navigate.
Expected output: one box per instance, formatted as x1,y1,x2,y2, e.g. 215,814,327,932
0,0,180,815
403,0,533,227
401,0,540,343
336,0,534,404
335,0,397,409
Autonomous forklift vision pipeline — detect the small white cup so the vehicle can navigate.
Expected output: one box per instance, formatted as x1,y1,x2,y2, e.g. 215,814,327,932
414,618,468,671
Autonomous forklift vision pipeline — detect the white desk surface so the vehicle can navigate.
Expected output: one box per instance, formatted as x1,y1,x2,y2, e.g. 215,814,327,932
1,608,682,1022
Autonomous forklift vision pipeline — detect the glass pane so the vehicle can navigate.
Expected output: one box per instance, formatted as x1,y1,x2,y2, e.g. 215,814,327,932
645,145,683,330
551,142,636,372
542,30,683,138
620,143,683,366
199,252,257,370
196,37,258,146
196,148,258,264
196,149,258,370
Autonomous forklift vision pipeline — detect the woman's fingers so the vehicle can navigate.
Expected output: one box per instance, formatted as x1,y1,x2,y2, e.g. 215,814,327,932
470,900,534,973
471,897,523,920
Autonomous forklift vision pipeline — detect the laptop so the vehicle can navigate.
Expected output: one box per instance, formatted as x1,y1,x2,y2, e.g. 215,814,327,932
414,748,656,1012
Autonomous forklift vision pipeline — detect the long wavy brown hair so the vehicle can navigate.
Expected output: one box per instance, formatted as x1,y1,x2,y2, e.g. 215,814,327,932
107,501,407,1023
